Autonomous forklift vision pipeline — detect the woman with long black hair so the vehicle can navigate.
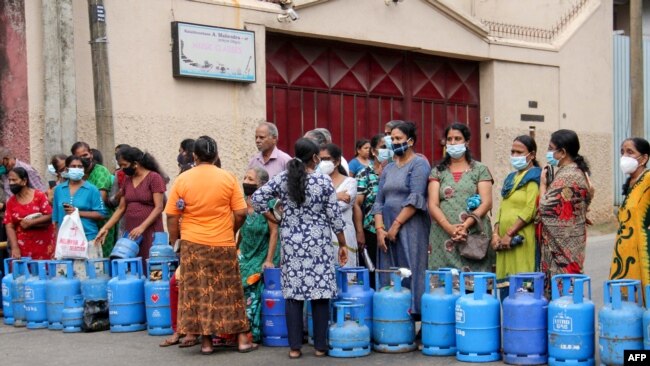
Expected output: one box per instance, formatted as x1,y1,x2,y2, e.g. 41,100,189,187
539,129,593,296
251,137,348,359
96,146,167,259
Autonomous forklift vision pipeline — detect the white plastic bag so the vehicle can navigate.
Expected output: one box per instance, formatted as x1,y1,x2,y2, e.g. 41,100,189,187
55,208,89,259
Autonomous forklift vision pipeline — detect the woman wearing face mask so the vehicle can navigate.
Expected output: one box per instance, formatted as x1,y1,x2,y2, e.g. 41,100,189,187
320,143,358,268
348,139,372,177
251,138,347,359
373,121,431,318
4,168,55,259
46,154,68,204
178,138,195,174
354,134,389,284
493,136,541,292
235,167,281,344
96,147,168,260
609,138,650,290
428,122,495,274
539,129,592,296
52,156,107,252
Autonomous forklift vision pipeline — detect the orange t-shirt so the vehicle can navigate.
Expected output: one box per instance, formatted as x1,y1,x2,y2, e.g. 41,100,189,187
164,164,246,246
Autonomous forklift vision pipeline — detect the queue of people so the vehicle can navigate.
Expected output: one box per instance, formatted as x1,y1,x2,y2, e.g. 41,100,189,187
2,119,650,359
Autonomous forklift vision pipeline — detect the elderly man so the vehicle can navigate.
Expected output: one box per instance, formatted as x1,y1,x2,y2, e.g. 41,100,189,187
304,128,350,174
248,122,291,179
0,147,46,197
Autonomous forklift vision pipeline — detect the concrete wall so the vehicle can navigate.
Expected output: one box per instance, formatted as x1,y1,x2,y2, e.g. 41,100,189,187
20,0,614,222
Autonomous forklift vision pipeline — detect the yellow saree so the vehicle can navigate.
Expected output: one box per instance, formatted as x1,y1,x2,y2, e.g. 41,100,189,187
610,170,650,290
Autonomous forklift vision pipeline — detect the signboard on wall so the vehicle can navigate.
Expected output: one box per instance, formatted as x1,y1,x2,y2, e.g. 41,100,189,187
171,22,256,82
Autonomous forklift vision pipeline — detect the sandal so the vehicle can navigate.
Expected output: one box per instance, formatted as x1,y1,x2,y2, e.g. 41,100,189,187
178,337,200,348
237,343,259,353
288,350,302,359
159,335,181,347
314,350,327,357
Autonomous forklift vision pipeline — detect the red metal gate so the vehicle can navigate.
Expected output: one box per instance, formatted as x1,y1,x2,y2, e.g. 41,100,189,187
266,34,480,162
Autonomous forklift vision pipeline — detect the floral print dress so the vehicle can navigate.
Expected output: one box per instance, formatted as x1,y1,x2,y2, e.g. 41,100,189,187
538,163,592,296
251,171,345,300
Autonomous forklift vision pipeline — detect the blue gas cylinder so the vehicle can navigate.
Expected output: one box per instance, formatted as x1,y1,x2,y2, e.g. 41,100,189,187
148,232,176,265
109,234,142,259
455,272,501,362
11,259,30,327
599,279,643,365
422,268,461,356
336,267,374,335
261,268,288,347
328,301,371,357
503,272,548,365
3,258,18,325
81,259,111,301
145,259,177,336
46,260,81,330
24,261,49,329
372,270,416,353
62,294,84,333
644,284,650,350
108,258,146,332
548,274,594,366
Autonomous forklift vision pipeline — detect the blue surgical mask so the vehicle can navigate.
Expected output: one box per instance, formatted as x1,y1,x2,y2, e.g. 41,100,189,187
446,144,467,159
61,171,69,179
510,155,530,171
546,151,559,167
0,165,6,176
376,148,393,163
67,167,85,181
383,135,393,150
47,164,57,175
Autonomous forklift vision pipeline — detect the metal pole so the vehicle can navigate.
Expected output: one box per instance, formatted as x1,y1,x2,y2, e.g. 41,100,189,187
87,0,114,161
630,0,644,138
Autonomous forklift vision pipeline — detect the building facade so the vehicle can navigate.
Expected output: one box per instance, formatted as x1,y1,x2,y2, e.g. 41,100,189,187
0,0,613,222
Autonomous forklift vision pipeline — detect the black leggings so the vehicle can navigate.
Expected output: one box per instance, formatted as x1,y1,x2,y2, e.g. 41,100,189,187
286,298,329,351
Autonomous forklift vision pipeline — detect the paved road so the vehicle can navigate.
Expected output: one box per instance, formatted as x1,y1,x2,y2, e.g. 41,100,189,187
0,233,616,366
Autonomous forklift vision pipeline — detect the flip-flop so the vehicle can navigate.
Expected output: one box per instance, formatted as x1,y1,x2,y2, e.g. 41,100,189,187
238,343,259,353
159,337,181,347
178,338,200,348
288,350,302,359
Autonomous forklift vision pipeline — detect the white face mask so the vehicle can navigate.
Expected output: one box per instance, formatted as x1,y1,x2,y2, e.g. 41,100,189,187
620,155,640,175
319,160,335,175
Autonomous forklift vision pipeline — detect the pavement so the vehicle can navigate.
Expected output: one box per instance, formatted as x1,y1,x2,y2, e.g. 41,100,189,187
0,233,616,366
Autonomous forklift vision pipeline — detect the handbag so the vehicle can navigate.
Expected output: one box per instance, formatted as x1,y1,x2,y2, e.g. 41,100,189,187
457,213,489,260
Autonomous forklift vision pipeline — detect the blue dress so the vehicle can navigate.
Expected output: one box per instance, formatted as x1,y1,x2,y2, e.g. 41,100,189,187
371,156,431,314
251,171,345,300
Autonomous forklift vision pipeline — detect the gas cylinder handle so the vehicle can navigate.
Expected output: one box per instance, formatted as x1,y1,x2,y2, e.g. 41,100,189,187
646,285,650,307
3,258,13,276
391,272,401,292
424,270,433,295
460,272,497,299
64,261,74,279
510,272,544,299
87,260,97,279
162,261,170,281
117,261,127,281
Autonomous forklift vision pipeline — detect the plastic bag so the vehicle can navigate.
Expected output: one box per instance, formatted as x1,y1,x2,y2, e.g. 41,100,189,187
82,299,110,332
55,208,89,259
